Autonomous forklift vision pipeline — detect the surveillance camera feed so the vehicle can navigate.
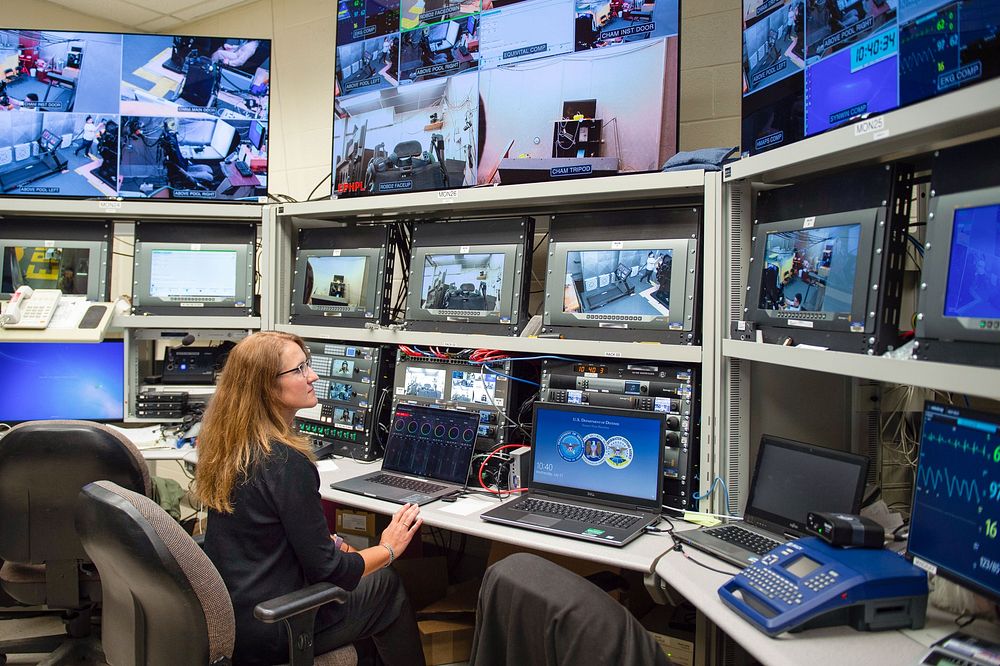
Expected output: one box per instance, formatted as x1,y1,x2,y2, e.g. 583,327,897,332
0,29,269,201
564,248,673,317
742,0,1000,156
2,245,89,295
450,369,497,403
757,224,860,314
332,0,679,196
303,255,370,309
404,366,447,398
943,202,1000,319
420,252,504,314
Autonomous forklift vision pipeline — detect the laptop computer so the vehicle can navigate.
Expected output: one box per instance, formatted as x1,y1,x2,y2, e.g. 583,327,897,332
331,404,479,505
481,402,666,547
674,434,868,568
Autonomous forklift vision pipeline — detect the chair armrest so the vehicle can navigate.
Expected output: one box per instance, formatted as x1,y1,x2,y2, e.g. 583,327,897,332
253,582,349,624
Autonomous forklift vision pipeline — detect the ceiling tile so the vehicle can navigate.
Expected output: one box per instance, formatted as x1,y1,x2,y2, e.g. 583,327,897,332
51,0,164,28
136,16,186,32
126,0,205,13
173,0,252,21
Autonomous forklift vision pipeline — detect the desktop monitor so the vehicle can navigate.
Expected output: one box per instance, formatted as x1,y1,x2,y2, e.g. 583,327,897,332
740,163,911,354
542,206,701,344
0,341,124,422
403,217,533,335
131,221,256,316
289,224,395,327
916,137,1000,366
0,29,270,202
0,219,112,300
249,120,266,151
908,402,1000,604
741,0,1000,156
331,0,680,196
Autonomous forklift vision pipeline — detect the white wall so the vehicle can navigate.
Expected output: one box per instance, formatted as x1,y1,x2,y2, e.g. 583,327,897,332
5,1,131,32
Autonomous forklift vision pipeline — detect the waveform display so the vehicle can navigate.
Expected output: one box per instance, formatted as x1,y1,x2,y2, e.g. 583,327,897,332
916,464,984,503
922,431,995,457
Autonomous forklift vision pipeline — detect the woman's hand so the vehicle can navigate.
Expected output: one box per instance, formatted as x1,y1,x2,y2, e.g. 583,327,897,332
379,502,423,557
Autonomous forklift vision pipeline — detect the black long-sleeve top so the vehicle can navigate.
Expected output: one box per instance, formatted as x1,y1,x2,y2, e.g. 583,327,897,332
205,444,365,665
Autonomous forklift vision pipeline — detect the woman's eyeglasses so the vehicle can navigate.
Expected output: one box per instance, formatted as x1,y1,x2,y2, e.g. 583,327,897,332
276,360,312,378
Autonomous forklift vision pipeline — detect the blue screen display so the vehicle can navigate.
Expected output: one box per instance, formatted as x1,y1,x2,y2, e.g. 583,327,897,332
944,203,1000,319
910,402,1000,602
0,341,124,421
532,404,662,502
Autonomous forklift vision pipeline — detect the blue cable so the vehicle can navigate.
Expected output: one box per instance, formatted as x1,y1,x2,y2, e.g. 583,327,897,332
906,234,925,257
481,363,540,387
692,476,732,516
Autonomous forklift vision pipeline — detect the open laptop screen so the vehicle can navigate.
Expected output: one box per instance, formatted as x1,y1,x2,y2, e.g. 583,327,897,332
382,404,479,484
530,403,665,509
746,435,868,535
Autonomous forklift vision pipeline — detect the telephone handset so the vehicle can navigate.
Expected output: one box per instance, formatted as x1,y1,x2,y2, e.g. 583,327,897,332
0,286,62,329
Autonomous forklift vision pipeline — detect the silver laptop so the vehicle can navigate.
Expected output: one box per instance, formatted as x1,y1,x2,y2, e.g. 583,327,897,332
481,402,665,547
674,434,868,568
331,404,479,505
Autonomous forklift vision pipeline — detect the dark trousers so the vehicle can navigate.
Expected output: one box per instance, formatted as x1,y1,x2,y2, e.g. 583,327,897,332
74,138,93,156
314,567,425,666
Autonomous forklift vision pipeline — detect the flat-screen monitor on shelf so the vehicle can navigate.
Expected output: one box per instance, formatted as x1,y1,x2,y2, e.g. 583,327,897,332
542,206,700,344
131,221,256,316
0,219,111,300
908,402,1000,604
0,29,270,202
403,217,533,335
916,137,1000,366
331,0,680,196
741,1,1000,157
289,224,395,328
0,341,124,422
740,163,911,354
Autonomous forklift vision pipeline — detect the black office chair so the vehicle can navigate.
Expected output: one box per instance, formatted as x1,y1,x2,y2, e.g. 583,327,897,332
469,553,671,666
76,481,358,666
0,420,152,665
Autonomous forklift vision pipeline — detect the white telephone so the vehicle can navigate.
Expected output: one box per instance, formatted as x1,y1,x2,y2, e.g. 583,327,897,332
0,286,62,329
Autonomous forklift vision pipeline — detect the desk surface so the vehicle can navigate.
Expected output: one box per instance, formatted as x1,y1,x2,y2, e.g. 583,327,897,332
654,545,1000,666
318,457,675,574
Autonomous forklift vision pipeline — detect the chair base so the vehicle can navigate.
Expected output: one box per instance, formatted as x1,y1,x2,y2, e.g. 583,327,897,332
0,634,105,665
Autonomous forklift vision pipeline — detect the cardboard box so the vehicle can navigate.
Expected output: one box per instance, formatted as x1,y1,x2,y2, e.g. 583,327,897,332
335,508,376,537
395,557,479,666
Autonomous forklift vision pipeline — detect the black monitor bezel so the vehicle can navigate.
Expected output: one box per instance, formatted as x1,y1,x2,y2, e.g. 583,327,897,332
543,237,698,334
917,185,1000,346
745,208,880,335
907,401,1000,605
290,247,389,324
528,402,666,511
405,243,523,327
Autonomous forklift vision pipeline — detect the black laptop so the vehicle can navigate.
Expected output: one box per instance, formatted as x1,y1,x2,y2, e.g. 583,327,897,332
331,404,479,505
481,402,666,547
674,434,868,568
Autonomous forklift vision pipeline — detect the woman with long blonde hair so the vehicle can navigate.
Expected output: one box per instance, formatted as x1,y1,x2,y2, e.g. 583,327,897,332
195,331,425,665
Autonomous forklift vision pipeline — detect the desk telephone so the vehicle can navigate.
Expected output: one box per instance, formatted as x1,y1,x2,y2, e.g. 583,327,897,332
0,286,61,328
719,537,928,636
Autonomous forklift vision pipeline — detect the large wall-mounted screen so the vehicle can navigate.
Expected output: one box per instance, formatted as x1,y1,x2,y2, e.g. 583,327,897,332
741,0,1000,156
332,0,680,196
0,29,270,202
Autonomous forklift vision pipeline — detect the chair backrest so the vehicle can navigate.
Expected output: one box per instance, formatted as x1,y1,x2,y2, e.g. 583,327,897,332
76,480,235,666
0,420,150,565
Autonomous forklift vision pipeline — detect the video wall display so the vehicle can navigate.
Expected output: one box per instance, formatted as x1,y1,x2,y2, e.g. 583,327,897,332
741,0,1000,156
333,0,679,196
0,29,269,201
564,248,674,317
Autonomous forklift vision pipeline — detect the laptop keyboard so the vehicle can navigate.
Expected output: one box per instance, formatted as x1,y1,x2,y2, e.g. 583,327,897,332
513,498,641,529
369,473,446,495
704,524,782,556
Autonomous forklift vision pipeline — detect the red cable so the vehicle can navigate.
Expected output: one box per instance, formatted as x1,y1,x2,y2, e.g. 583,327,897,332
477,443,529,495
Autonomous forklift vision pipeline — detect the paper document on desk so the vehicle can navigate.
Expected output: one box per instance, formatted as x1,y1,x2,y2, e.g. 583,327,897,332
316,460,340,473
439,497,493,516
47,297,90,329
107,424,170,449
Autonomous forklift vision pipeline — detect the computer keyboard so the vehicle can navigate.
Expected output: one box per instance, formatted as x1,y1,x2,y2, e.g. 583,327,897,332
704,525,782,556
370,473,446,495
513,498,640,529
234,160,252,177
